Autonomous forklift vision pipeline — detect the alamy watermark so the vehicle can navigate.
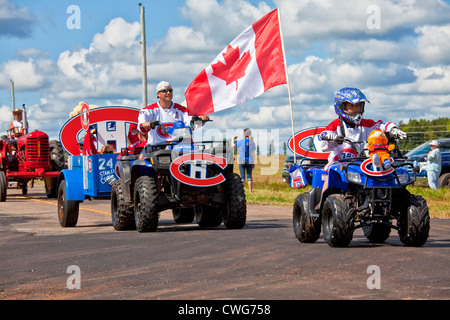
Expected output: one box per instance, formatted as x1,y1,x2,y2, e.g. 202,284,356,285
67,5,81,30
66,265,81,289
366,265,381,289
366,5,381,30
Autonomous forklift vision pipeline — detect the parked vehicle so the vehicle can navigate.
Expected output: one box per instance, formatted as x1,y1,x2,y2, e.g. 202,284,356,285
292,136,429,247
405,138,450,188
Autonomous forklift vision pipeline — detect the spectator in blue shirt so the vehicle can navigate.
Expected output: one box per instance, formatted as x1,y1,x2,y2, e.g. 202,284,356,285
234,128,256,193
426,140,442,189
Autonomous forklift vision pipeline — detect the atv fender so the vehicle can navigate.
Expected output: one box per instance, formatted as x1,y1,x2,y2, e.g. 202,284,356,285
307,187,321,218
116,159,133,203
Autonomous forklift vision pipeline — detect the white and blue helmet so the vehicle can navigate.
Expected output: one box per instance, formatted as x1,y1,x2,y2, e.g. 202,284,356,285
334,87,370,125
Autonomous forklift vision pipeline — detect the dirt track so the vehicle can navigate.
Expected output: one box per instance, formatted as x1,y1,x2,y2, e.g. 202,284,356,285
0,185,449,301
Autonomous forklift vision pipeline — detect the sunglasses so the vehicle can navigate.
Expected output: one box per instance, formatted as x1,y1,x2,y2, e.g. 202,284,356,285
159,89,173,93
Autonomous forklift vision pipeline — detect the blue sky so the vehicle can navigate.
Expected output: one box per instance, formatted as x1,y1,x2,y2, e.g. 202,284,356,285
1,0,450,150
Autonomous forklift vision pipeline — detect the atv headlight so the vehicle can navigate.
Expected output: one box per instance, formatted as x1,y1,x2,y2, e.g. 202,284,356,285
347,171,361,184
397,173,410,185
157,155,171,165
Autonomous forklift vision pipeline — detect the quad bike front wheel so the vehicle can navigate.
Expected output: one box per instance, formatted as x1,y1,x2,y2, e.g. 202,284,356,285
322,194,355,247
222,173,246,229
398,194,430,246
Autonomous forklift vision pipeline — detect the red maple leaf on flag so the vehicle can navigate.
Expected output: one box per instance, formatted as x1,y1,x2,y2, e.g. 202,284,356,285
211,44,252,91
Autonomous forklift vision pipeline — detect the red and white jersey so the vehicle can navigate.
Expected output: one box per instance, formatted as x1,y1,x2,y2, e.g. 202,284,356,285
321,118,396,166
138,102,191,145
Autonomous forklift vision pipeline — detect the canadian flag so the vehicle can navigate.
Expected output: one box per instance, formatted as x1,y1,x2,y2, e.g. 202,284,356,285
185,8,287,116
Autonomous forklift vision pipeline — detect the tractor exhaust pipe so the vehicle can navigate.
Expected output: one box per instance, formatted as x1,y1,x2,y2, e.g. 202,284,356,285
22,104,28,135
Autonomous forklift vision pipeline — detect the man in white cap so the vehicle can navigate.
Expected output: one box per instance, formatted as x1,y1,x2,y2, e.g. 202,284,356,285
426,140,441,189
138,81,209,145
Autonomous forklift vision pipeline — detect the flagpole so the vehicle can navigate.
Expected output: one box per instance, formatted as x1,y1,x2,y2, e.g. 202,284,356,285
139,3,148,108
277,9,296,162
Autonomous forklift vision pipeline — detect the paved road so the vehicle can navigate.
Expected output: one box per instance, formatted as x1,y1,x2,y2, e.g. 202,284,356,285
1,185,449,302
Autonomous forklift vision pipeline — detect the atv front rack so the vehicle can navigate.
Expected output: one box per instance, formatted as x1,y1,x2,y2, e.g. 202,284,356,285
342,157,416,187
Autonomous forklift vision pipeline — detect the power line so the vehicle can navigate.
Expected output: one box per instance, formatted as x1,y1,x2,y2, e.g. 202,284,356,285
406,130,450,134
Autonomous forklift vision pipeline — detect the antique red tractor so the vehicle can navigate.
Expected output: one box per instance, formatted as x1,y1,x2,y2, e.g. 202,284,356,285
0,130,65,201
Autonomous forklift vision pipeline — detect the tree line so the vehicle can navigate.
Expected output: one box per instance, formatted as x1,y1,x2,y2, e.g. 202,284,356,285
397,117,450,150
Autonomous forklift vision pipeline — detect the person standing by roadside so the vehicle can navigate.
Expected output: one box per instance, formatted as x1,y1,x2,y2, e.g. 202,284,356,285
234,128,256,193
426,140,441,189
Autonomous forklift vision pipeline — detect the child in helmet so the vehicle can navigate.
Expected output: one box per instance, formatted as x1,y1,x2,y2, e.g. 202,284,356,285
315,87,407,208
320,87,406,169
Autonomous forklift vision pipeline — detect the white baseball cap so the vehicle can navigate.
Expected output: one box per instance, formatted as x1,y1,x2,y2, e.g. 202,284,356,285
156,81,172,93
429,140,439,146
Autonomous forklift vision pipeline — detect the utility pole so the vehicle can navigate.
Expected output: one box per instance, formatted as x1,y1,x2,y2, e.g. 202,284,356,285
10,79,15,112
139,3,148,108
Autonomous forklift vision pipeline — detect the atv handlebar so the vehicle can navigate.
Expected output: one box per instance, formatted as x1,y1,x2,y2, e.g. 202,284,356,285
321,135,366,157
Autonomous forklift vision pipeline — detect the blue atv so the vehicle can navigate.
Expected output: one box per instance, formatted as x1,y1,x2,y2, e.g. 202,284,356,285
112,120,246,232
292,136,430,247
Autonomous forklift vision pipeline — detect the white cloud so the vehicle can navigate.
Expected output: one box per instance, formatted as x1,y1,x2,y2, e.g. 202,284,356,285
181,0,272,44
0,0,35,38
0,58,50,90
90,18,140,53
54,18,142,101
413,65,450,94
275,0,450,41
416,24,450,65
0,103,13,130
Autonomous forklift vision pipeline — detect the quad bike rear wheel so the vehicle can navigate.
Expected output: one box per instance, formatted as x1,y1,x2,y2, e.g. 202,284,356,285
293,193,321,243
111,180,135,230
173,207,195,224
196,205,222,227
134,176,159,232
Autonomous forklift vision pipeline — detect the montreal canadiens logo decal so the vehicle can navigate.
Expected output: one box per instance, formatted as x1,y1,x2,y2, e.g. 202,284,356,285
158,122,173,138
288,126,330,160
59,106,139,155
360,158,394,176
170,153,227,187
